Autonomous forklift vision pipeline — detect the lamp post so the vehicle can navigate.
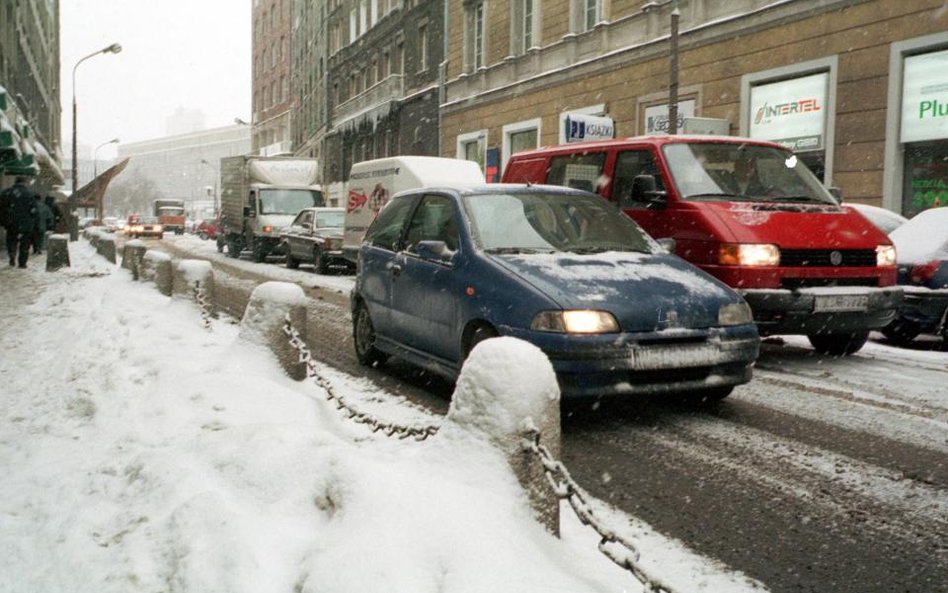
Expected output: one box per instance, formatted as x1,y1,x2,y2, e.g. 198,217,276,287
667,3,680,135
93,137,120,179
93,138,120,224
200,158,220,214
70,42,121,235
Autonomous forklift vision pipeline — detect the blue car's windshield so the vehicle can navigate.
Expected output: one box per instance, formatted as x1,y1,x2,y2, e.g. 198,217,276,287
463,191,657,254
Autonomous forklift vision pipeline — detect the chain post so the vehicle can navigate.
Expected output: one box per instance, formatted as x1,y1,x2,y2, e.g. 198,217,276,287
522,428,679,593
282,315,439,441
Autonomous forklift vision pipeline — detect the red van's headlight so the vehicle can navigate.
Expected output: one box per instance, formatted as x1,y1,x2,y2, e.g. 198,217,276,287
719,243,780,267
876,245,896,267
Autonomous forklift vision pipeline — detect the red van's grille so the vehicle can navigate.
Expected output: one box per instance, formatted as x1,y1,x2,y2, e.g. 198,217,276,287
780,249,876,267
781,278,879,289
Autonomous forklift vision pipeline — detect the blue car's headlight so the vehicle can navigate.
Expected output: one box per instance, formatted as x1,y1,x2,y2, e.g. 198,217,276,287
718,302,754,326
531,310,620,334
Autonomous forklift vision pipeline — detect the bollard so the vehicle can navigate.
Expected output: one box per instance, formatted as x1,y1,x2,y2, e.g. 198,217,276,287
96,233,117,264
239,282,308,381
46,234,71,271
141,251,173,296
121,240,147,280
173,259,214,300
442,336,561,535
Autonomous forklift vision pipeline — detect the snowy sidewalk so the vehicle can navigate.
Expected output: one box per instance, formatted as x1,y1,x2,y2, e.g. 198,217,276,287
0,242,767,593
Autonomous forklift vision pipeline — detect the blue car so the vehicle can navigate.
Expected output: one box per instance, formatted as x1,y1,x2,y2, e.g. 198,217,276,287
351,184,760,400
883,207,948,345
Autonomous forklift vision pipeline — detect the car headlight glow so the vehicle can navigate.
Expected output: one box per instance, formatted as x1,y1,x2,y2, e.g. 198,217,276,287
876,244,896,267
718,302,754,326
719,243,780,267
531,310,620,334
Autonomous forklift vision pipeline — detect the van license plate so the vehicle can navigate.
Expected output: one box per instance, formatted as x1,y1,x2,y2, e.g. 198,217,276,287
813,295,868,313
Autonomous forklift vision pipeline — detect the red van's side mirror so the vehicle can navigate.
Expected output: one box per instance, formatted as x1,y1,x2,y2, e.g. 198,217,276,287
629,175,667,209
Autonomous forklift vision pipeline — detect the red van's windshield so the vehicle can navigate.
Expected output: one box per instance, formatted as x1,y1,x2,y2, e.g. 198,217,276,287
663,143,838,206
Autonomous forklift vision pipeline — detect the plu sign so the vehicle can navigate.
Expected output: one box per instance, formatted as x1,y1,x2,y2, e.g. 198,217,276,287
900,48,948,143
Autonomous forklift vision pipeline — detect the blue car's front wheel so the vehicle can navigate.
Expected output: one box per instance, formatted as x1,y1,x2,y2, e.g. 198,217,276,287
353,302,388,367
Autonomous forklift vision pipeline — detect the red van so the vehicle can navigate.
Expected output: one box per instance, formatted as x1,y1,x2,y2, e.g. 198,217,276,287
502,135,902,355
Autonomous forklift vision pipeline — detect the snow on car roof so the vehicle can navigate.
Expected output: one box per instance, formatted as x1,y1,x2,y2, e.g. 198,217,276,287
890,207,948,264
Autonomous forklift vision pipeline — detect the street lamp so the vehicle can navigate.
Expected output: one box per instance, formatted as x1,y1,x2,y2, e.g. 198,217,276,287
70,42,121,235
668,3,680,135
200,158,220,213
93,138,120,224
93,138,120,179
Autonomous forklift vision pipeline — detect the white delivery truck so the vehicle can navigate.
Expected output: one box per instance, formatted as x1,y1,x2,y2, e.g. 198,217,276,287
219,156,323,262
342,156,485,263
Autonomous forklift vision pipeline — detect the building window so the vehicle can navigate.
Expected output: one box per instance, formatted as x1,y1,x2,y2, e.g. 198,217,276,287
395,40,404,74
502,118,541,172
523,0,534,51
418,23,428,72
584,0,600,31
457,130,487,174
466,1,486,72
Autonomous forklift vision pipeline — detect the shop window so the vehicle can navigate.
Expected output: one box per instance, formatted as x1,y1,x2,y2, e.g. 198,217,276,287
903,141,948,216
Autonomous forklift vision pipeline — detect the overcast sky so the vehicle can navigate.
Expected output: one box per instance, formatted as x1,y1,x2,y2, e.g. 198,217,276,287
60,0,251,159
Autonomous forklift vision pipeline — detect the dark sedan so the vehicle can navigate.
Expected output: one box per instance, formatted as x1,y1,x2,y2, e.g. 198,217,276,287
351,184,760,400
882,207,948,345
280,207,351,274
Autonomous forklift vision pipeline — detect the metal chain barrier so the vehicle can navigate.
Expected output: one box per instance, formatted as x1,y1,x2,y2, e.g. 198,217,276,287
522,428,680,593
193,281,213,330
282,314,440,440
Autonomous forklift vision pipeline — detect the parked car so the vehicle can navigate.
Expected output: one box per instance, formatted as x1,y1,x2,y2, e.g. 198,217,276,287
351,184,760,400
125,215,164,239
881,207,948,345
845,203,908,235
281,207,350,274
195,218,221,241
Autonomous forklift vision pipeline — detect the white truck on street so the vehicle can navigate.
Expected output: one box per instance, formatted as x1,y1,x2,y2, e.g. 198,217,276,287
219,156,324,261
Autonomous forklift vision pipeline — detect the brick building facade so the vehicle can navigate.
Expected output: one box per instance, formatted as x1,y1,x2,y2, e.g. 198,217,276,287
441,0,948,216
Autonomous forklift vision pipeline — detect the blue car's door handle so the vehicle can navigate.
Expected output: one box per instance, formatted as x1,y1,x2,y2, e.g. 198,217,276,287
390,263,403,276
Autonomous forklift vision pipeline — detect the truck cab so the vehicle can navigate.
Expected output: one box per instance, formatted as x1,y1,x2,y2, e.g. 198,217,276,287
502,135,903,355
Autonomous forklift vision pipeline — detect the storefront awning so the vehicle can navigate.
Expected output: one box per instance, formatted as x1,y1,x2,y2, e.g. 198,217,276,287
0,110,21,157
72,157,130,209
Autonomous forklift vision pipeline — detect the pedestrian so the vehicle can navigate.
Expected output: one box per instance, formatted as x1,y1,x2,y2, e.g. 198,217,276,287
33,194,53,254
1,176,39,268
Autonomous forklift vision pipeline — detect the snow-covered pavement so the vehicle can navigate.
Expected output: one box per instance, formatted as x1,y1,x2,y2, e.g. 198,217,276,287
0,240,770,592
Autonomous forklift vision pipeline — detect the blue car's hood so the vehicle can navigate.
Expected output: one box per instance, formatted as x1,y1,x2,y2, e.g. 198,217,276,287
490,251,740,331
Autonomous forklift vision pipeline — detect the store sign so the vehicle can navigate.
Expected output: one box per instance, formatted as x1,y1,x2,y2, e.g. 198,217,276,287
563,113,615,143
645,100,695,134
749,72,827,151
901,48,948,144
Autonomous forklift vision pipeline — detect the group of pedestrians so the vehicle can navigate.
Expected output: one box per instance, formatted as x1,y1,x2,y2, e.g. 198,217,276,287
1,176,60,269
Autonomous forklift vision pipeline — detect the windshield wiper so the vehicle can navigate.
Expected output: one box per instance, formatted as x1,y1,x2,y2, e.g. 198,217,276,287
485,247,551,255
565,246,648,254
771,195,831,204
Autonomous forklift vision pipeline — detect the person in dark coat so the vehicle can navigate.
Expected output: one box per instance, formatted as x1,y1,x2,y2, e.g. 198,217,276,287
33,194,54,254
2,176,38,268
